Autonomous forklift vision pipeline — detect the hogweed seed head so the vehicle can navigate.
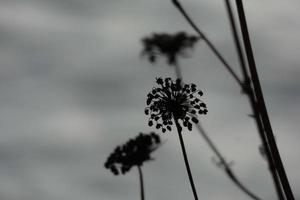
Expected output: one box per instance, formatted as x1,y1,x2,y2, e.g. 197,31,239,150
104,132,161,175
145,78,207,132
141,32,199,65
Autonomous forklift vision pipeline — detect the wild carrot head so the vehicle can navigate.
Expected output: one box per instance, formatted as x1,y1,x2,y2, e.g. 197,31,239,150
104,132,161,175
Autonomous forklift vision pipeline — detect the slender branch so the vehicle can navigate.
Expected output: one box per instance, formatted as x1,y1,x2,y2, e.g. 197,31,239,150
174,63,183,80
234,1,295,199
138,166,145,200
174,118,199,200
223,0,285,199
196,123,262,200
172,0,243,86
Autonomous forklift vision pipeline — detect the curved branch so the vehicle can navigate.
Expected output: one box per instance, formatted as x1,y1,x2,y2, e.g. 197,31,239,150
172,0,243,86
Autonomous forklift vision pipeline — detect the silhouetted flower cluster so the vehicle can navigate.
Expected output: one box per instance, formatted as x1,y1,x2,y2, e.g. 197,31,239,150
141,32,199,65
145,77,207,132
104,132,161,175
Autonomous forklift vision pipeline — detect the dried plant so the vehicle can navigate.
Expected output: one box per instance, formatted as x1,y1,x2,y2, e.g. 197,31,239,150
145,77,207,133
141,30,262,199
145,77,207,200
105,132,161,200
141,32,199,65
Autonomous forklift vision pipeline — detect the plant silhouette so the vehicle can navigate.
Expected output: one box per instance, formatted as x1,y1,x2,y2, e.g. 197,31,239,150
104,132,161,200
141,32,199,65
233,1,295,199
169,0,294,199
142,32,199,78
146,77,207,200
145,77,207,133
141,31,262,200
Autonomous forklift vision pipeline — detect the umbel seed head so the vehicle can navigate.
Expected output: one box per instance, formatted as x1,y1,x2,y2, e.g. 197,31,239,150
141,32,200,65
104,132,161,175
145,77,207,132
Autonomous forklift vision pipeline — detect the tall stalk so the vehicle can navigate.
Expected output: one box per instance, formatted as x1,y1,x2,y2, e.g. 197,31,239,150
223,0,285,199
138,166,145,200
234,0,295,199
174,118,199,200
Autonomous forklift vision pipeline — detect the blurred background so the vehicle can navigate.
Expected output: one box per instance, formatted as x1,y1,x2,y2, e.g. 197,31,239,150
0,0,299,199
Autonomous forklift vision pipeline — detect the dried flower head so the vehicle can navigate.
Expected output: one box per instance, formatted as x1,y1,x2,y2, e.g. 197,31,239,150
104,132,161,175
145,78,207,132
141,32,199,65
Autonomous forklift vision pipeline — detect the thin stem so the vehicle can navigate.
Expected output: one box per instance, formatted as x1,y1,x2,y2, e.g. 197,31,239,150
196,123,262,200
174,118,199,200
138,166,145,200
223,0,249,84
234,1,294,199
172,0,243,86
174,62,183,80
223,0,285,199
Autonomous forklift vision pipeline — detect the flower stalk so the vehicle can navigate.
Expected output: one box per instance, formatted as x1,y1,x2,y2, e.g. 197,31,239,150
174,117,199,200
145,78,207,200
138,166,145,200
104,132,162,200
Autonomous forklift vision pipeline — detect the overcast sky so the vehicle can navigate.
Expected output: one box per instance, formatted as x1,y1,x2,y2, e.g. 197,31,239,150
0,0,299,199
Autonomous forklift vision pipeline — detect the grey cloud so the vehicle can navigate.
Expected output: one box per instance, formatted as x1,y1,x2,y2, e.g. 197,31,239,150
0,0,299,199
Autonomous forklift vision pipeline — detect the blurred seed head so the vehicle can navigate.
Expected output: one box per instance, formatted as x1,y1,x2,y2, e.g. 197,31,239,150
141,32,200,66
104,132,161,175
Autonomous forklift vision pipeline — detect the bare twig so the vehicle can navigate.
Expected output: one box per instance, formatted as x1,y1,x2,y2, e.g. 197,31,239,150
223,0,285,199
172,0,243,86
236,0,295,200
196,123,262,200
234,0,295,199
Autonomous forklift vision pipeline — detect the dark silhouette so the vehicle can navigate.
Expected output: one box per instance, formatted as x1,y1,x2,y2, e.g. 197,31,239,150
172,0,242,85
145,77,207,200
141,32,199,65
145,77,207,133
170,0,294,199
234,0,294,199
223,0,284,199
141,32,199,78
104,132,162,200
